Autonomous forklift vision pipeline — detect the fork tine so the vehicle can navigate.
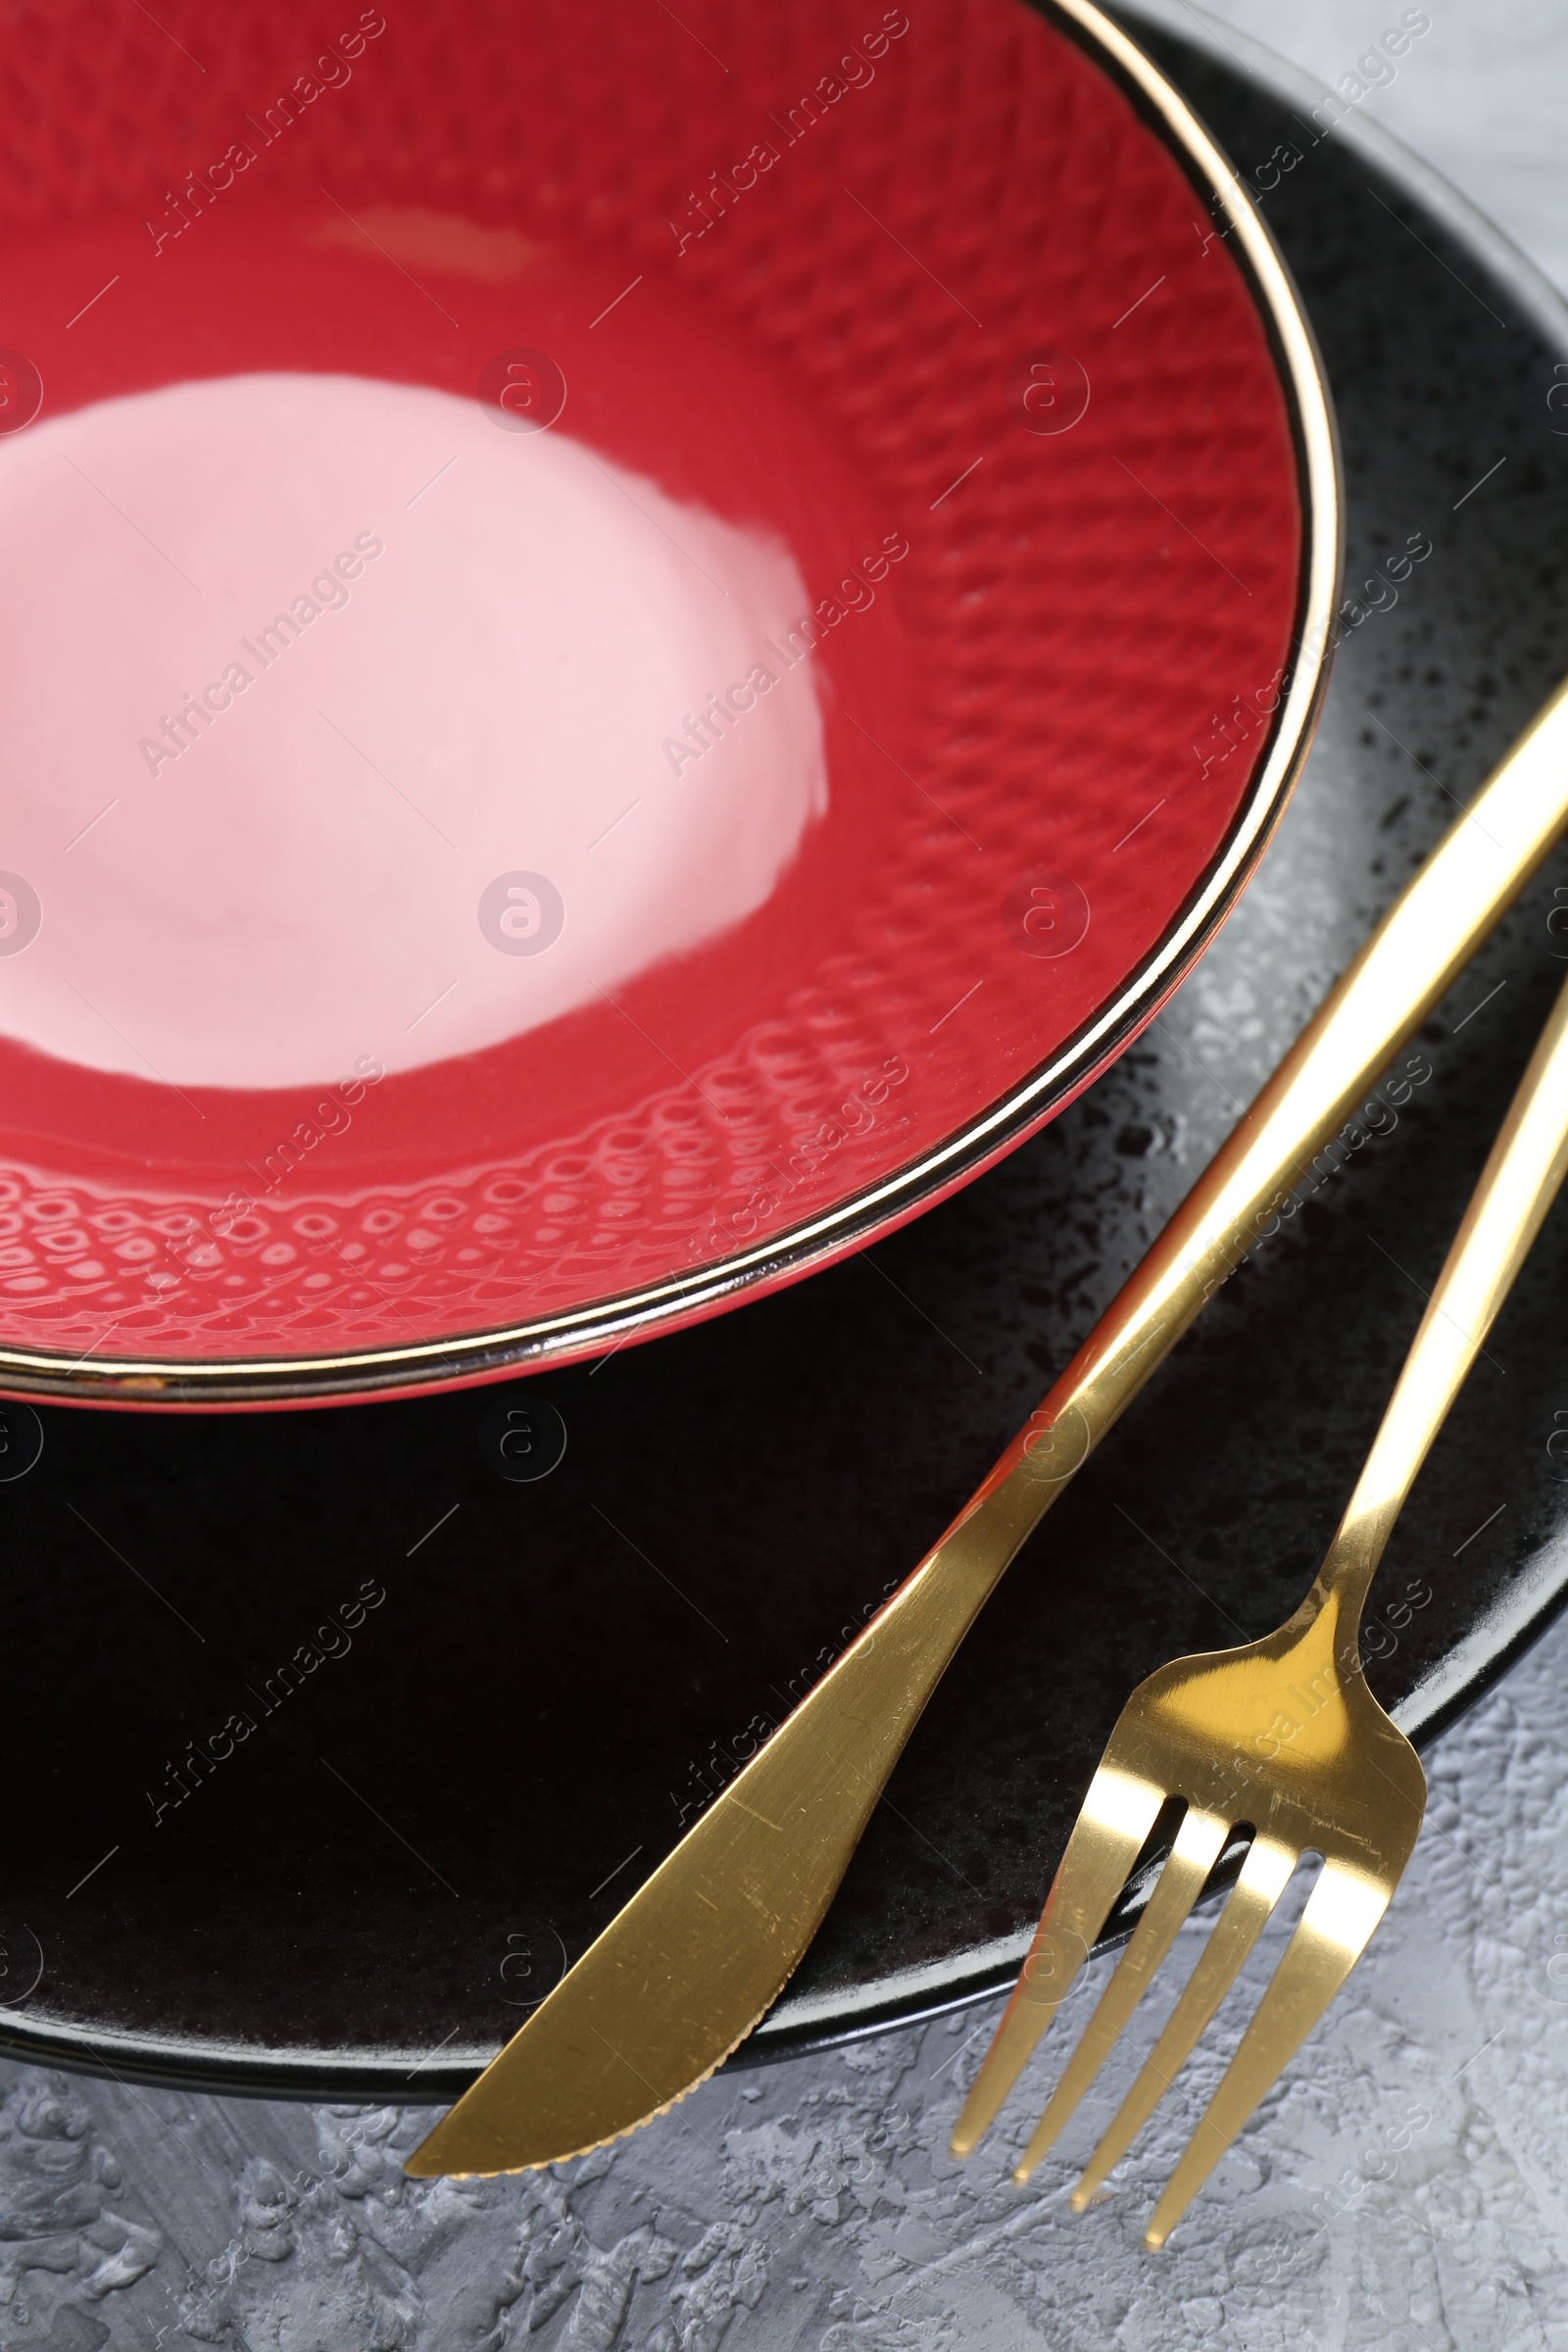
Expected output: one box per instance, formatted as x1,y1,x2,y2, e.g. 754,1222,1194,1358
1069,1832,1297,2210
1143,1858,1393,2247
1012,1803,1231,2182
950,1762,1165,2159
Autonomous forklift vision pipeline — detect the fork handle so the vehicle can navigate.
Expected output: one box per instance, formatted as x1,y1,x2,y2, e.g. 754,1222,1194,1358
961,676,1568,1561
1308,965,1568,1640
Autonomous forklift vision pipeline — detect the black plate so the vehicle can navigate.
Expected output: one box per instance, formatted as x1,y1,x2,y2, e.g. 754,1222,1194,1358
7,18,1568,2100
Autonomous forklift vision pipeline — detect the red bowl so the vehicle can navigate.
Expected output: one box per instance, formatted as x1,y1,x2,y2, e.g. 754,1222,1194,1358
0,0,1336,1405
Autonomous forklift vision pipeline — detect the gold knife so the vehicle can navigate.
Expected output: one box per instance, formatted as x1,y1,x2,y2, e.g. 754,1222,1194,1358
407,674,1568,2179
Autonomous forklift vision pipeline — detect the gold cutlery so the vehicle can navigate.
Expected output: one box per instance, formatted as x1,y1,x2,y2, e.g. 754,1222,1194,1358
407,676,1568,2180
952,965,1568,2240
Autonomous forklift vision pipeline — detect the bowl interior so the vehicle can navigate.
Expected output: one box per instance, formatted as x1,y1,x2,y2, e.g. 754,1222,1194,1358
0,0,1304,1386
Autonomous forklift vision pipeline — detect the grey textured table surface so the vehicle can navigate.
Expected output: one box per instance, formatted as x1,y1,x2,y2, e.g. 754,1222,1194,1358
6,1616,1566,2349
10,7,1568,2348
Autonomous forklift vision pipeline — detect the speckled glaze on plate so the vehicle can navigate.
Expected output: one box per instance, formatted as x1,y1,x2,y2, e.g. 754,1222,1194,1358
0,0,1330,1405
3,16,1568,2100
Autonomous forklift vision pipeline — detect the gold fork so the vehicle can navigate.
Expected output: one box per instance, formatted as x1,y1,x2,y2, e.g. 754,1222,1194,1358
952,967,1568,2244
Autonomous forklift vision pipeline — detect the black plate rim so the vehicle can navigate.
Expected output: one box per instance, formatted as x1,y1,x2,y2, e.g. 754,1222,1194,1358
745,9,1568,2064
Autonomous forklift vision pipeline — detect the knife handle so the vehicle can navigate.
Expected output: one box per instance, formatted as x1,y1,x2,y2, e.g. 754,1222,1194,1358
952,672,1568,1572
680,677,1568,1934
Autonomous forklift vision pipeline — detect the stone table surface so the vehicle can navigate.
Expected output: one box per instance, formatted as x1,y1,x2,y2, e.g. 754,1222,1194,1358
5,1617,1567,2350
9,6,1568,2349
